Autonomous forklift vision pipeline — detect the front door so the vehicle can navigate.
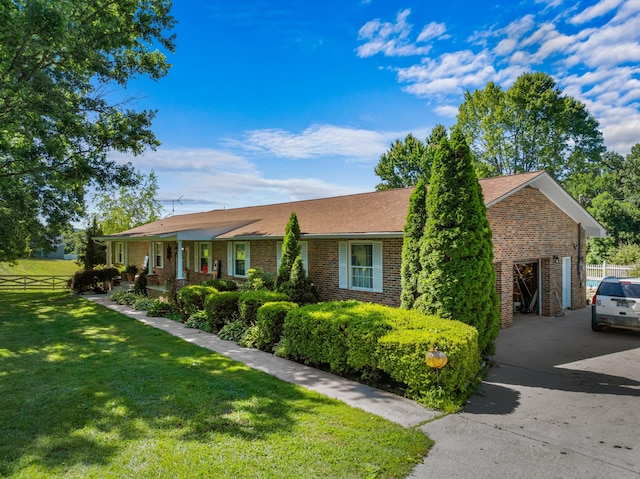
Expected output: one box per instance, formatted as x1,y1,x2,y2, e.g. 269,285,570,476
562,257,572,308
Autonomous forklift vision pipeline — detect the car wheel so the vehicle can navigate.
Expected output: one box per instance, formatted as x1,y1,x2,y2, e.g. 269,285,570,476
591,317,604,332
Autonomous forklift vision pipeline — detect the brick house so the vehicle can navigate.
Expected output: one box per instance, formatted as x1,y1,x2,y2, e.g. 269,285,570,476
99,171,605,327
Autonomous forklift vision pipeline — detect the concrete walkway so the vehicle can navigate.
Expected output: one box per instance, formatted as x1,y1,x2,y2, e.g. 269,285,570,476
86,295,439,429
87,296,640,478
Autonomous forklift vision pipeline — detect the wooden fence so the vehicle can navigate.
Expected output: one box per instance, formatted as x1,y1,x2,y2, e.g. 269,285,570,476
0,275,70,291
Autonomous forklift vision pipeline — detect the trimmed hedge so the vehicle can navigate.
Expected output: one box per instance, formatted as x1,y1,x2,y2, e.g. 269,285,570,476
254,301,298,352
278,300,481,408
377,323,480,403
238,290,290,325
204,291,242,331
178,285,219,317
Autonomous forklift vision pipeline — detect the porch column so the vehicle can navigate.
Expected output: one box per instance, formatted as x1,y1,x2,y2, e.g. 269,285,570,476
148,241,153,274
176,240,184,280
106,242,112,267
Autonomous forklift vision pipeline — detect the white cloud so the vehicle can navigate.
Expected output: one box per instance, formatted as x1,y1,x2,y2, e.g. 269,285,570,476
417,22,447,42
356,9,441,57
434,105,460,118
237,124,398,161
570,0,625,24
357,1,640,154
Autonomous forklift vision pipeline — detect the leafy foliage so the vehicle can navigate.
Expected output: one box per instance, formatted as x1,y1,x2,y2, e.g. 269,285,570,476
280,255,319,305
200,278,239,291
413,129,500,357
456,72,604,180
400,179,427,309
276,212,301,287
0,0,175,261
240,267,275,292
77,217,106,270
93,171,164,234
204,291,242,331
178,285,219,317
374,126,446,190
254,301,299,352
238,290,290,326
69,267,119,294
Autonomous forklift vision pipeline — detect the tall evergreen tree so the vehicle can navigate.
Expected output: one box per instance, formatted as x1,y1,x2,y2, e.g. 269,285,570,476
414,129,500,356
400,178,428,309
78,217,106,270
277,212,301,287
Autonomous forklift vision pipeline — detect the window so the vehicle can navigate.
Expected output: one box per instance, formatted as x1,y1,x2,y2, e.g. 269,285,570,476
154,242,164,268
276,241,308,273
199,243,210,273
115,242,125,264
338,241,382,292
227,242,250,277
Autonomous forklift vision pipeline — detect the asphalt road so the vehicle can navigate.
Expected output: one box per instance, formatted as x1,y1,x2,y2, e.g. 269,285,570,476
410,307,640,479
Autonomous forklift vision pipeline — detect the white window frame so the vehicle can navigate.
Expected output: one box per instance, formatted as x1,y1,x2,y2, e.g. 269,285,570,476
276,241,308,273
227,241,250,277
115,242,125,264
198,242,211,273
338,241,382,292
154,241,164,269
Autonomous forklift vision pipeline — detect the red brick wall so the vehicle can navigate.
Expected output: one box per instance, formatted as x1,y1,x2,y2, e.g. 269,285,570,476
488,186,587,327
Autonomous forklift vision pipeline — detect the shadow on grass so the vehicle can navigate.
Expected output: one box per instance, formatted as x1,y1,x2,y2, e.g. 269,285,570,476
0,293,335,476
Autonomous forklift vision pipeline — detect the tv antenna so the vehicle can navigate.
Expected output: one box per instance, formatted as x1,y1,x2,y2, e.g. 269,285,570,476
161,195,183,216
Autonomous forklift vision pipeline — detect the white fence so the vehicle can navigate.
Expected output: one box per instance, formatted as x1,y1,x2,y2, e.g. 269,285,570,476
586,262,634,279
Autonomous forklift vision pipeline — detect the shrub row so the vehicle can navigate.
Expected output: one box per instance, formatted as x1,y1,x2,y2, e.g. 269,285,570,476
277,301,481,408
70,267,119,294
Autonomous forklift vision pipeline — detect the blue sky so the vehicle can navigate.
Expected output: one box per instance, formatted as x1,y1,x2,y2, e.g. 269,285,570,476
108,0,640,217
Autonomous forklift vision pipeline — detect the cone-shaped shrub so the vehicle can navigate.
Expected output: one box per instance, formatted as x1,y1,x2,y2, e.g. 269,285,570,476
413,129,500,356
276,212,301,287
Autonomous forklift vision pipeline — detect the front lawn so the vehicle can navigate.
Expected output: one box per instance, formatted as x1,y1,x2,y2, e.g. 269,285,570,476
0,293,431,478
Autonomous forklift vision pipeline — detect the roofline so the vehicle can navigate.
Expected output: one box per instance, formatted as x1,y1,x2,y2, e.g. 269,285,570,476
485,171,607,237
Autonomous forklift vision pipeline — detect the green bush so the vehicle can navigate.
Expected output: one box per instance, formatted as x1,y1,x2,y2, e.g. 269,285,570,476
254,301,298,352
178,285,219,317
110,291,140,306
377,321,480,410
204,291,242,331
147,299,180,318
218,320,248,342
239,290,289,325
200,278,238,291
185,311,211,332
133,297,155,311
239,267,275,292
133,272,148,296
278,300,481,408
70,267,119,294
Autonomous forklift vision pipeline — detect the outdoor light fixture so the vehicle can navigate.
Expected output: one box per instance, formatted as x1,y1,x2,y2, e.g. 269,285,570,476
426,347,448,391
553,255,560,264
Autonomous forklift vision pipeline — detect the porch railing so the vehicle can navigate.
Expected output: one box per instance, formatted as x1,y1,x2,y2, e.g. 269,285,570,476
0,275,70,291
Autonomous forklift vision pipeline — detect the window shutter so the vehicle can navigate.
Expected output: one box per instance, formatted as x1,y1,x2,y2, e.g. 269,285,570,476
227,242,233,276
301,242,308,272
244,242,251,272
339,241,348,289
276,241,282,271
372,241,383,292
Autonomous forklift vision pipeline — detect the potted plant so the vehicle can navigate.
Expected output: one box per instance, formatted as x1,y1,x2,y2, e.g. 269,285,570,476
124,264,139,282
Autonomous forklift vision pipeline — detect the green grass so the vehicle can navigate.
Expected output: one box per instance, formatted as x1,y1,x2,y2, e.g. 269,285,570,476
0,259,81,276
0,293,431,478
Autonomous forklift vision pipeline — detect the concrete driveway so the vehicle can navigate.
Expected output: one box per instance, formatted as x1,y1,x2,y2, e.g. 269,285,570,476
410,307,640,479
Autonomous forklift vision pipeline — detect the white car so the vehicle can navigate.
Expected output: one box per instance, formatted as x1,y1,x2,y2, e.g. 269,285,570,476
591,277,640,332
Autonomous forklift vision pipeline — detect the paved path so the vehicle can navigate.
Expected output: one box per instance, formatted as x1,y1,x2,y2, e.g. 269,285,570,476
87,296,640,478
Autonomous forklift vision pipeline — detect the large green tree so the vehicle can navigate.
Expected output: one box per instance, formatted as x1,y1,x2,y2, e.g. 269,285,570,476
413,129,500,356
374,125,447,190
456,72,605,180
0,0,175,261
93,170,164,234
